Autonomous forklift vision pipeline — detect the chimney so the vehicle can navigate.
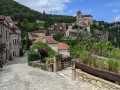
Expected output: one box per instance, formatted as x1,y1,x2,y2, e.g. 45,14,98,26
42,37,46,42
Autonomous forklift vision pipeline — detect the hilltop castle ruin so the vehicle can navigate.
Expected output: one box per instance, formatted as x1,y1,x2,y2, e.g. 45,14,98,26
76,10,93,26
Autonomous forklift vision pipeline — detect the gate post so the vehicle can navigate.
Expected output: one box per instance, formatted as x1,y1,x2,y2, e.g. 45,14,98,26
53,56,57,72
71,59,76,80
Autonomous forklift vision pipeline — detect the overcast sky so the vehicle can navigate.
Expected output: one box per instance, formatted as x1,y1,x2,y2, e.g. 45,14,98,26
14,0,120,22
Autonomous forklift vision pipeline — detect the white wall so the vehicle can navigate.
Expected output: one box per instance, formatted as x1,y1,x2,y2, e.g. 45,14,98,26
48,44,58,52
36,33,45,36
0,23,9,61
59,50,70,55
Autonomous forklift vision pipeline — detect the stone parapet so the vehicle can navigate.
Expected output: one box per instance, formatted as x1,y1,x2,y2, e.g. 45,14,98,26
75,69,120,90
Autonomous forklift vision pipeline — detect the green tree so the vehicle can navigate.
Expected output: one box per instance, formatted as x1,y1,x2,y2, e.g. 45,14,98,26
26,32,30,51
53,34,63,41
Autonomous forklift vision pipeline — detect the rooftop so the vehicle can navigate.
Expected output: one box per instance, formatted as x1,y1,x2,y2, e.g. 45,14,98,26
33,36,58,44
58,42,69,50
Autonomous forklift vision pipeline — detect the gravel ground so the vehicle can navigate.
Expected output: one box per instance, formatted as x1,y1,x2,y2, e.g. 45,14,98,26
0,54,102,90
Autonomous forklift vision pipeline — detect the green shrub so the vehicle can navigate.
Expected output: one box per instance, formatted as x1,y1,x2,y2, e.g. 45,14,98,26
19,48,24,57
0,55,3,68
31,41,57,58
81,55,89,65
97,60,106,70
28,52,41,65
41,65,46,70
92,57,98,68
107,59,120,73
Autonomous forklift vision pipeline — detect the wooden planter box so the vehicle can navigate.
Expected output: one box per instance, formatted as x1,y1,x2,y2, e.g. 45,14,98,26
75,62,120,83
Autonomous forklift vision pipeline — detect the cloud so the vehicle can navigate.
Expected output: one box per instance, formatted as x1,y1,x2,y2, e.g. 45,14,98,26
114,15,120,21
112,9,120,13
105,3,120,8
14,0,71,13
69,10,73,14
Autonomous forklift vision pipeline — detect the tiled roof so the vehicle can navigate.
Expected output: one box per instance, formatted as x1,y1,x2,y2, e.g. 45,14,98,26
0,15,5,19
30,30,46,34
82,15,93,17
58,43,69,50
33,36,58,44
14,22,18,25
5,16,13,23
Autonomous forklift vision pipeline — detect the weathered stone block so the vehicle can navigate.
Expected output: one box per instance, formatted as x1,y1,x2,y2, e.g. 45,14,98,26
97,81,103,88
91,80,96,85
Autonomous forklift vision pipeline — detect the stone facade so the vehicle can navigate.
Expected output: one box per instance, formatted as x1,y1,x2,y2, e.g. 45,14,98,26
71,60,120,90
0,15,21,61
59,50,70,55
28,30,46,40
74,69,120,90
0,23,10,61
76,11,93,25
9,33,20,57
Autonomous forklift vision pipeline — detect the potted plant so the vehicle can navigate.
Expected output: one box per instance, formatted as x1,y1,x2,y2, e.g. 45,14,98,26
73,56,77,59
50,58,54,63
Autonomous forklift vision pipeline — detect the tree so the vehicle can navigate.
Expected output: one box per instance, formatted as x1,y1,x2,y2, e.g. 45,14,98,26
53,34,63,41
26,32,30,51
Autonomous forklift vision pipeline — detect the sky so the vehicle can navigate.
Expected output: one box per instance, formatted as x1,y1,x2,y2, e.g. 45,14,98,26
14,0,120,22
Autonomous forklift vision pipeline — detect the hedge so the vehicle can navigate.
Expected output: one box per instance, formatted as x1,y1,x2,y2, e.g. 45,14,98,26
28,52,41,65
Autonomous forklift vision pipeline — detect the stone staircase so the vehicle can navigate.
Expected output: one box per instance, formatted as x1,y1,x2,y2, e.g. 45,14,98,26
56,67,72,80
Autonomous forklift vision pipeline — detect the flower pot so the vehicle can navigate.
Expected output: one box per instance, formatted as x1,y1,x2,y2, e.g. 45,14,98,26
73,56,77,59
50,59,54,63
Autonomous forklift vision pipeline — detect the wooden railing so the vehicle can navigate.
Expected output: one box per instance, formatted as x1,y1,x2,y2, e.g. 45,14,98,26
75,62,120,83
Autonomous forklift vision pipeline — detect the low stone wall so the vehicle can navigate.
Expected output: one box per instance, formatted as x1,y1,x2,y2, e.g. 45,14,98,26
75,69,120,90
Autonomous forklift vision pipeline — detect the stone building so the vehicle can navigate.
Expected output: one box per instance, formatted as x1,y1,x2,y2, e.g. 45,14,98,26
58,43,70,55
76,10,93,25
33,36,70,55
0,22,10,62
48,23,75,36
5,16,21,58
0,15,21,61
28,30,46,40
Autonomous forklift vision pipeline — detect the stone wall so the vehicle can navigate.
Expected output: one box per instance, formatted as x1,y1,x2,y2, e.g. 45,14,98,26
74,69,120,90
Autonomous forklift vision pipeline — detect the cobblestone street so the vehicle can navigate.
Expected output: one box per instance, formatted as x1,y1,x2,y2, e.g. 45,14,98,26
0,54,101,90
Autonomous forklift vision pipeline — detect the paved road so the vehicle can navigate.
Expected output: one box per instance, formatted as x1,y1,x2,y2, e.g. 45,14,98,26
0,54,101,90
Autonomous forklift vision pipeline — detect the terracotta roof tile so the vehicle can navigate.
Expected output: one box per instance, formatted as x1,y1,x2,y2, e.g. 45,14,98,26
33,36,58,44
58,43,69,50
82,15,93,17
14,22,18,25
0,15,5,19
30,30,46,34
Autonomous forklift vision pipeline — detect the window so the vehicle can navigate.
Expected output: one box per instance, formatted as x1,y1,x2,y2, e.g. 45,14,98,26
13,39,14,45
6,30,7,40
17,39,18,45
15,39,16,45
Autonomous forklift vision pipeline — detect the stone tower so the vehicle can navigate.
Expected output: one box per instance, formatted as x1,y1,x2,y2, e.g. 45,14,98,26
77,10,82,22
